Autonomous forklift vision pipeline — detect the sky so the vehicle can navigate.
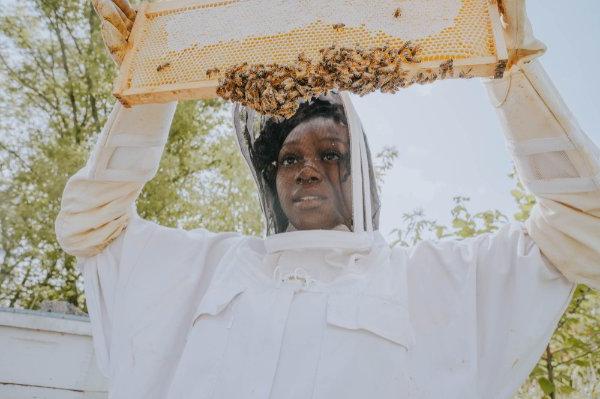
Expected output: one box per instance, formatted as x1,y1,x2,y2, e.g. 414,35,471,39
351,0,600,238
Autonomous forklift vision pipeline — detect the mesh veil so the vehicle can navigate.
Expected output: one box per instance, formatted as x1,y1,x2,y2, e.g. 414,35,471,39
233,91,381,235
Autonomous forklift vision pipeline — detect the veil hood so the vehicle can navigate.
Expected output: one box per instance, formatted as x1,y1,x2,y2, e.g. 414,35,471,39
233,91,381,249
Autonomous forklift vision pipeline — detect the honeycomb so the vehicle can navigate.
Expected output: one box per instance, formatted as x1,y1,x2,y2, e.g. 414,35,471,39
115,0,505,106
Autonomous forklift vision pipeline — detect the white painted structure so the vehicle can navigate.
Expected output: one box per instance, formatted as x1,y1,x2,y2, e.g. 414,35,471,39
0,307,108,398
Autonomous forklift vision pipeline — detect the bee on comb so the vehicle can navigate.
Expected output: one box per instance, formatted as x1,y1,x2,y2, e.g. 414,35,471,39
156,62,171,72
332,23,345,32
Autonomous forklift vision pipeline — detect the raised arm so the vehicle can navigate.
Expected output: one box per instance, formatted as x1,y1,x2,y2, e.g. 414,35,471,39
55,0,177,257
485,0,600,289
55,102,176,257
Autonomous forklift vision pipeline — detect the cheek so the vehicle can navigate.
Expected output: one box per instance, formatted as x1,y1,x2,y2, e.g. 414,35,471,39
336,172,353,216
342,176,353,206
275,173,292,205
325,166,352,202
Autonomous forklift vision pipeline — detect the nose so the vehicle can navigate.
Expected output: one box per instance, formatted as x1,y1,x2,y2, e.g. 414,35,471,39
295,162,322,185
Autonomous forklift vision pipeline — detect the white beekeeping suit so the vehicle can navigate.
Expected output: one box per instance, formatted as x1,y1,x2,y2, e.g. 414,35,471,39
56,4,599,399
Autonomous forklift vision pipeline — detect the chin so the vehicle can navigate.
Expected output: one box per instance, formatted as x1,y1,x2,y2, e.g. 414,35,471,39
290,214,337,231
285,200,339,230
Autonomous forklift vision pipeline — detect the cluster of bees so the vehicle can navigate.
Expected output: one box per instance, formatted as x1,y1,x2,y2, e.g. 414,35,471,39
215,42,455,119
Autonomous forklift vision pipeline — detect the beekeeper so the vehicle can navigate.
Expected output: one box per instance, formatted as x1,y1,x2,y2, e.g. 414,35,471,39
56,0,600,398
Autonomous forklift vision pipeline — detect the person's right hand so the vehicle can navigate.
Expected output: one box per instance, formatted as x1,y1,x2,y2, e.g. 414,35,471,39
497,0,546,69
92,0,137,66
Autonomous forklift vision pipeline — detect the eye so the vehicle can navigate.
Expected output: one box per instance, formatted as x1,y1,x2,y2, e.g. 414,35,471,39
322,150,342,162
280,154,299,166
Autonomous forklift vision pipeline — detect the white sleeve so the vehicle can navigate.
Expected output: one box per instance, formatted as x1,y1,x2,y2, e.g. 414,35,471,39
485,60,600,290
55,101,177,258
405,224,574,398
474,223,574,398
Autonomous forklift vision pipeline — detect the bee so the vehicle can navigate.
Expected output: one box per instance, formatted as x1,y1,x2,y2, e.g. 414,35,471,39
438,59,454,78
275,91,287,105
378,64,397,74
296,84,307,96
439,59,453,70
494,60,507,79
394,8,402,18
206,67,221,78
351,79,363,89
156,62,171,72
410,45,420,57
358,82,375,95
459,67,474,79
404,46,421,63
333,23,345,31
398,41,411,54
282,78,296,90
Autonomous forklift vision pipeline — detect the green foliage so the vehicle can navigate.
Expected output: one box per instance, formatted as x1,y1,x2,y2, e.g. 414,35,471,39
538,377,556,395
510,170,537,223
390,196,508,247
0,0,261,310
374,146,399,191
390,208,442,247
445,195,508,238
524,283,600,398
137,100,262,235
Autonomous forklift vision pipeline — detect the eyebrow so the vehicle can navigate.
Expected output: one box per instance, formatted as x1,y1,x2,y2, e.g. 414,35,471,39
282,136,349,147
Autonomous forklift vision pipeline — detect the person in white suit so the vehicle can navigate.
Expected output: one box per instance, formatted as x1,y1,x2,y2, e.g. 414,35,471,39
55,0,600,398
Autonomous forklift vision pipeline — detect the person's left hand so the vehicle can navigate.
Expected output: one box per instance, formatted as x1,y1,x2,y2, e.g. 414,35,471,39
92,0,137,65
497,0,546,69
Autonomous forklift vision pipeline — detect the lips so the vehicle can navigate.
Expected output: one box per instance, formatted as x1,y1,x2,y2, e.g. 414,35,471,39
292,194,326,210
294,195,323,202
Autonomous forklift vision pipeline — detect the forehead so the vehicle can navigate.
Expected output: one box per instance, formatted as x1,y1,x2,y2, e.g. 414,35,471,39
283,117,349,146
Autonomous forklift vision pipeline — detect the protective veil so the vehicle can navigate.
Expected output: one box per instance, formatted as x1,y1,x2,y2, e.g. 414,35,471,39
233,91,379,235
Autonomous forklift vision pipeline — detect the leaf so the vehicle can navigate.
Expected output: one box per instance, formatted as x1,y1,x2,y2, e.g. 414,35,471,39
452,219,467,229
538,377,555,395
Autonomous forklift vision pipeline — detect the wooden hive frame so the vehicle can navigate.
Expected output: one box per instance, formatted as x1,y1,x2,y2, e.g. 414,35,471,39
114,0,508,107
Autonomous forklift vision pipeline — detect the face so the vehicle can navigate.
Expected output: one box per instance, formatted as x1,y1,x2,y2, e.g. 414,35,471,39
275,117,353,230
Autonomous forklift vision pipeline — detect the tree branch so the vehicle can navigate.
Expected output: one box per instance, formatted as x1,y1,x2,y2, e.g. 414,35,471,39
0,51,62,116
47,11,81,142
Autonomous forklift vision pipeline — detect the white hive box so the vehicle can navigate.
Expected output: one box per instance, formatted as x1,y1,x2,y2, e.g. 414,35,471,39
0,307,108,398
114,0,507,106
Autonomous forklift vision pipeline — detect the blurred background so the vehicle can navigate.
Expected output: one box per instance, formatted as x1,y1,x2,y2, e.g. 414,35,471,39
0,0,598,397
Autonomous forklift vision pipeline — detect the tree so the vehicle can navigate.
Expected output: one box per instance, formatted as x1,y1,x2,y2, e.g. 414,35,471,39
0,0,262,310
391,174,600,398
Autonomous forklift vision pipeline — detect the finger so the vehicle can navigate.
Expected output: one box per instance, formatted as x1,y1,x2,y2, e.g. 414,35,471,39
113,2,134,32
497,0,506,17
113,48,126,65
101,19,128,59
112,0,137,21
93,0,130,38
502,0,524,30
